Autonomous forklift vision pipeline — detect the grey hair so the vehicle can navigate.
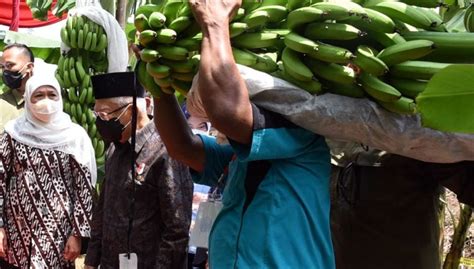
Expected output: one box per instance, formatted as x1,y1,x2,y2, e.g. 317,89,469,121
103,97,147,113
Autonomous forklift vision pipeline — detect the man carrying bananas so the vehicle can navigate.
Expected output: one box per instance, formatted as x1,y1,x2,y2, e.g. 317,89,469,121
84,72,193,269
0,44,34,131
153,0,335,268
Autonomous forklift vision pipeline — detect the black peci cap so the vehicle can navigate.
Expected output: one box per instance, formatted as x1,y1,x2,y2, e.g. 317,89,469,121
91,72,145,99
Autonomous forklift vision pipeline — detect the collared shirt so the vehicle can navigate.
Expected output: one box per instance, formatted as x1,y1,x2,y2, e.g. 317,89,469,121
0,89,24,132
85,122,193,269
192,104,335,269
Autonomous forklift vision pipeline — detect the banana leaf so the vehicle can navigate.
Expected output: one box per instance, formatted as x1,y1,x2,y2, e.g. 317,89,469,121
416,64,474,134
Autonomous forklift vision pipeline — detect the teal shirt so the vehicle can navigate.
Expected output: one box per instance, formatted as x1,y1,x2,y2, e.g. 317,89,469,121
193,105,335,269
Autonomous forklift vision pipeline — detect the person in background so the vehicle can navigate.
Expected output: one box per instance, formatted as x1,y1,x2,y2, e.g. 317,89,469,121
0,44,34,131
330,145,474,269
0,74,95,268
152,0,335,268
84,72,193,269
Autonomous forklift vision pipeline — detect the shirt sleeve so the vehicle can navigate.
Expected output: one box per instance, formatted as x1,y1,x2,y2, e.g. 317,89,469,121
191,135,234,187
229,103,324,162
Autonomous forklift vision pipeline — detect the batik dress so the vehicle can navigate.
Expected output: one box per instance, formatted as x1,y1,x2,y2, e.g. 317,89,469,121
0,133,93,268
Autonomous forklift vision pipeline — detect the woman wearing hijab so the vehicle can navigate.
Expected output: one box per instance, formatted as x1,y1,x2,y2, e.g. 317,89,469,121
0,74,96,268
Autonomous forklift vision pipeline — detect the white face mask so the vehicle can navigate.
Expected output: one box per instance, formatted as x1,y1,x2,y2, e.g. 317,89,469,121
30,98,61,123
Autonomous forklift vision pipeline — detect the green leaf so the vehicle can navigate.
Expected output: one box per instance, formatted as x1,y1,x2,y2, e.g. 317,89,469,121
417,64,474,134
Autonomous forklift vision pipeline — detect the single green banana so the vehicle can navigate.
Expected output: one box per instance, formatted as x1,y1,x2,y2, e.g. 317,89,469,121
388,78,427,98
78,87,88,104
243,10,271,29
283,32,319,54
75,61,87,81
146,62,171,79
250,54,279,73
379,96,417,115
140,48,160,63
369,2,435,30
86,86,94,105
136,60,163,98
388,60,451,80
307,41,355,64
134,14,150,32
171,72,195,82
70,29,78,48
84,32,93,51
159,59,195,73
171,79,192,96
94,33,108,52
156,28,177,44
175,38,201,51
139,30,157,47
311,2,358,21
304,22,365,41
230,22,249,38
168,16,192,33
69,67,79,86
287,6,328,31
306,59,357,85
153,76,173,89
232,47,259,66
232,8,246,22
287,0,311,11
282,47,314,82
272,66,323,94
60,27,71,47
324,81,366,98
89,33,98,51
149,11,167,30
232,32,281,49
366,30,406,47
343,8,396,33
376,39,435,66
253,5,288,23
359,72,401,102
156,46,189,61
402,31,474,63
353,45,389,76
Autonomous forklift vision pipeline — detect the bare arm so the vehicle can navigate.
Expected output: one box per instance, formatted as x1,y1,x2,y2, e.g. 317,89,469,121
190,0,253,144
153,94,205,172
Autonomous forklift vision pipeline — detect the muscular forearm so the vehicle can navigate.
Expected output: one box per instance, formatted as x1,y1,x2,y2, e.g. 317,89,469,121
198,23,253,144
153,95,205,172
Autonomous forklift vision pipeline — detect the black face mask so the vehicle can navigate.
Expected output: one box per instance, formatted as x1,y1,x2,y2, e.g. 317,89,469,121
95,117,125,144
2,69,25,89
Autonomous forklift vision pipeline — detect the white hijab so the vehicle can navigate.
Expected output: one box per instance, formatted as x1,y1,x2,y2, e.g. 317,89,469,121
4,73,97,186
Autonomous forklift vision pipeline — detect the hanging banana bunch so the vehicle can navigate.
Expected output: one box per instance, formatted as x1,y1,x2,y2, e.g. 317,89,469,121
58,14,108,166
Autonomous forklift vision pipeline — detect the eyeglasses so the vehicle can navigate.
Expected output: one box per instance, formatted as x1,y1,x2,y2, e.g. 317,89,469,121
93,103,131,121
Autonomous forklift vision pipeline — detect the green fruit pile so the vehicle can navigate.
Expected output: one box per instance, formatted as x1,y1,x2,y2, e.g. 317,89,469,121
58,15,108,166
133,0,474,115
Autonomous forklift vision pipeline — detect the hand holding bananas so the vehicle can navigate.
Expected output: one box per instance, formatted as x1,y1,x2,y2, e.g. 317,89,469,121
188,0,242,29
